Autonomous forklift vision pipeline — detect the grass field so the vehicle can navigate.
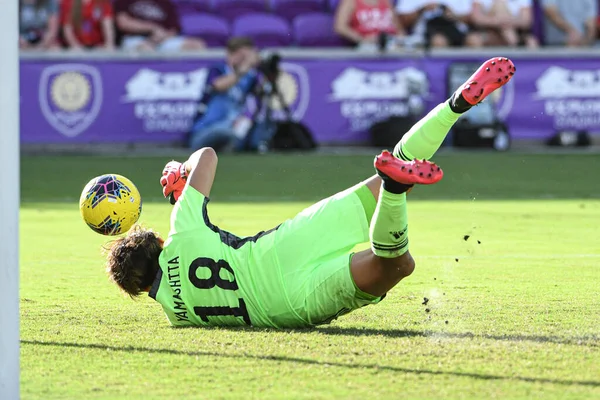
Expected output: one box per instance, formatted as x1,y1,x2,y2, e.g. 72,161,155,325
20,152,600,399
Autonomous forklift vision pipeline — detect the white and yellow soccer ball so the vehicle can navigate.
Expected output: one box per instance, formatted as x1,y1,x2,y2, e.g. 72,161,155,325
79,174,142,236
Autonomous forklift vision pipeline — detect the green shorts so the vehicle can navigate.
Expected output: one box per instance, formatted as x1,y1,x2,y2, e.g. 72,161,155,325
267,184,383,326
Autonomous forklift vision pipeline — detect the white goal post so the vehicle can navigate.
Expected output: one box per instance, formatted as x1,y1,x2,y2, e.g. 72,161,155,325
0,0,21,398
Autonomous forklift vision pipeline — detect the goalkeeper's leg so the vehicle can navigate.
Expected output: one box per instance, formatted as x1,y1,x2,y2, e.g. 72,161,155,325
394,57,515,162
348,58,516,296
350,152,443,296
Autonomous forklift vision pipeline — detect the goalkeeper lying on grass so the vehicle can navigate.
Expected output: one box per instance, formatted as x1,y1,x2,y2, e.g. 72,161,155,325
106,57,515,328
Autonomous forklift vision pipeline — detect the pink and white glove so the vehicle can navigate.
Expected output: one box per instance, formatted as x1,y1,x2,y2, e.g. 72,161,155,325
160,160,187,205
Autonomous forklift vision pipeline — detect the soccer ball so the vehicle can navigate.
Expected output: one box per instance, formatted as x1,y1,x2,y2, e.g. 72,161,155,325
79,174,142,236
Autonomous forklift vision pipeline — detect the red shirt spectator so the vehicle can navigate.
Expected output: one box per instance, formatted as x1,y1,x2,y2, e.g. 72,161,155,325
114,0,205,52
114,0,181,35
335,0,403,45
350,0,398,37
61,0,114,49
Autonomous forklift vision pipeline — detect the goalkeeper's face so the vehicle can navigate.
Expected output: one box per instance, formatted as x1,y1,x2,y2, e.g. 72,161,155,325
105,225,164,298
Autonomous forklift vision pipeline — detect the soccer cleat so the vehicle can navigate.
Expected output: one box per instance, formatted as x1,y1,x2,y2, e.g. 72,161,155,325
375,150,443,185
450,57,516,113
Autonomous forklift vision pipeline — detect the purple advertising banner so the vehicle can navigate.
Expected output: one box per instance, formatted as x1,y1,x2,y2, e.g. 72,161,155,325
20,56,600,144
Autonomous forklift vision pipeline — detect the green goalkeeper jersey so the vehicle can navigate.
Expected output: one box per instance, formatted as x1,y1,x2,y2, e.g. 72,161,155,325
149,183,383,328
149,185,292,328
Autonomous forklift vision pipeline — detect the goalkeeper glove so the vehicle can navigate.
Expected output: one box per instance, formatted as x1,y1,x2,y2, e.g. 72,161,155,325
160,160,187,205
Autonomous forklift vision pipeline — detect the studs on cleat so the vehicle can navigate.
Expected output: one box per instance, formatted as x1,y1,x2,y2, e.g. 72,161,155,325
486,67,490,72
408,169,412,174
498,68,502,72
491,61,496,65
401,166,405,171
505,75,509,79
428,173,432,178
419,172,423,177
497,78,502,83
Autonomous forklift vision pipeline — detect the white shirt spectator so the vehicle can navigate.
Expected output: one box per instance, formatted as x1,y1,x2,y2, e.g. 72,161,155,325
473,0,532,17
395,0,474,45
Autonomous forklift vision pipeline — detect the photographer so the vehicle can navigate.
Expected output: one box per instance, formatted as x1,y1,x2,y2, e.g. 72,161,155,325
189,37,260,151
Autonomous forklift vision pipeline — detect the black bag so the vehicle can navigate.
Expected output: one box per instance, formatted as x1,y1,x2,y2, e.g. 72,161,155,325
546,131,591,147
369,116,416,148
452,121,511,151
426,16,466,47
270,121,317,151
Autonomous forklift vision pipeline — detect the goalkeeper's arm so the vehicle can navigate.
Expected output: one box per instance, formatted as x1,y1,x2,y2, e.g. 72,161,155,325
160,147,217,204
183,147,218,198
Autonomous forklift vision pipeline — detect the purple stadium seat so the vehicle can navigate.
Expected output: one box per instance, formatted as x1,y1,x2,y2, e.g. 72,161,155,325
328,0,340,12
271,0,326,22
180,13,230,47
213,0,268,22
232,13,292,47
294,12,350,47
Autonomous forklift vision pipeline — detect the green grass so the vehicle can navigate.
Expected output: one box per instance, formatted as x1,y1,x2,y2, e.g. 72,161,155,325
20,152,600,400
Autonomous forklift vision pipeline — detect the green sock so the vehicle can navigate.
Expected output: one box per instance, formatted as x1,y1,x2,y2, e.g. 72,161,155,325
370,188,409,258
394,102,460,161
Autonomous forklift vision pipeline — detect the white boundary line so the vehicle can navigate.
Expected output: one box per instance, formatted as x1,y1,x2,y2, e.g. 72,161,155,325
0,0,20,397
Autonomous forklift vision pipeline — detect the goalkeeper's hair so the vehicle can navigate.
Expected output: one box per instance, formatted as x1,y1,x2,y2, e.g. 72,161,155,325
105,225,163,298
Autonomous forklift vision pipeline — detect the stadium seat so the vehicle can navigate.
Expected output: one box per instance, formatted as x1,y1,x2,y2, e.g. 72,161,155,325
180,13,230,47
327,0,340,12
294,13,350,47
271,0,326,22
213,0,268,22
232,13,293,47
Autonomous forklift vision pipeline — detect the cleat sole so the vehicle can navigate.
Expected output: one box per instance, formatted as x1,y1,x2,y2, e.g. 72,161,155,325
459,57,516,106
375,151,443,185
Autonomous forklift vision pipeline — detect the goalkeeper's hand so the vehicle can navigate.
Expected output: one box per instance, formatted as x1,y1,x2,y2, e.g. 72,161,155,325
160,160,187,205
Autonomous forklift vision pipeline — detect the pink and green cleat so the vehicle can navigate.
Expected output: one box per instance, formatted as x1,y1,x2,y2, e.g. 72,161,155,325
375,150,443,187
450,57,516,113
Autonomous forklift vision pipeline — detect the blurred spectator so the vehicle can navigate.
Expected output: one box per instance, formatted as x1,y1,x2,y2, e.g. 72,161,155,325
597,11,600,42
470,0,538,47
60,0,115,50
114,0,205,52
542,0,597,46
334,0,405,48
19,0,60,50
396,0,483,48
188,37,260,151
